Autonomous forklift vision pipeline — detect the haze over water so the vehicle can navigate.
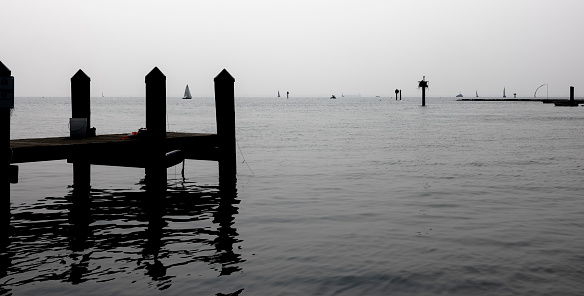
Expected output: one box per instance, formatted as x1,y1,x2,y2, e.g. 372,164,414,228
3,97,584,295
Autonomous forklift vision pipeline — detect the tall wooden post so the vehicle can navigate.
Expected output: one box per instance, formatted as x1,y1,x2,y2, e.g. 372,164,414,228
214,69,236,184
418,76,428,106
395,89,399,100
71,70,92,136
145,67,167,189
570,86,574,103
71,70,91,190
0,61,14,230
399,90,402,101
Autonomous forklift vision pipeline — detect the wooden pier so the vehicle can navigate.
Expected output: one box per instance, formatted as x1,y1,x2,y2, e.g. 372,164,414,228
2,61,237,229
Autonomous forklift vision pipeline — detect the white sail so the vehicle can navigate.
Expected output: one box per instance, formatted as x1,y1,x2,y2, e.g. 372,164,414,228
183,84,192,99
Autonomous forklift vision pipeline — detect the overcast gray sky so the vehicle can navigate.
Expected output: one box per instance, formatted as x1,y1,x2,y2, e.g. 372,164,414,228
4,0,584,97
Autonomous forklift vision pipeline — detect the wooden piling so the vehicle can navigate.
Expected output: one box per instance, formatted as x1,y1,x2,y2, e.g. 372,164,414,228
418,76,428,106
71,70,92,137
70,70,92,190
214,69,236,183
1,61,13,229
570,86,574,102
145,67,167,189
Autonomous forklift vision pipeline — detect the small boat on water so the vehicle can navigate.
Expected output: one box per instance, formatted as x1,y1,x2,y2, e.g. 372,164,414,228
456,92,463,98
330,95,336,99
183,84,192,99
278,90,280,98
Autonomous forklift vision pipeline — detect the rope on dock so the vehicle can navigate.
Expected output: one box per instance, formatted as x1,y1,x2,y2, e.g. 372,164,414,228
236,139,254,175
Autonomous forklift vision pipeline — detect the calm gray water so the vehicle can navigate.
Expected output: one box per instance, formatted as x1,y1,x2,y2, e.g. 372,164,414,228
3,97,584,295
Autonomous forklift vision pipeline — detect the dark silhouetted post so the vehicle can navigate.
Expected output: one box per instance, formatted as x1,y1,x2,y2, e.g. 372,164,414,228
395,89,399,100
70,70,92,190
570,86,574,103
399,90,402,100
418,76,428,106
144,70,167,256
1,61,14,230
71,70,93,137
145,67,167,189
214,69,236,184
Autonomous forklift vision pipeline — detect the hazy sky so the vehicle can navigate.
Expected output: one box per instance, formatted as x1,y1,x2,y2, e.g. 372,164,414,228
4,0,584,97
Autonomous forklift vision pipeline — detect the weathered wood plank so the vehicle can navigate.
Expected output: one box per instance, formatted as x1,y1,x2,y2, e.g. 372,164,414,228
10,132,219,165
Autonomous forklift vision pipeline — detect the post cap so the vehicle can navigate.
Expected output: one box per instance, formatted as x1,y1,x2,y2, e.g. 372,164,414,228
0,61,11,76
71,69,91,82
214,69,235,82
145,67,166,83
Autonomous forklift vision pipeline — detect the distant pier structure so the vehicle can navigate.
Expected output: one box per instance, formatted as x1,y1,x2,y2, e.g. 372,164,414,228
554,86,579,107
3,60,238,228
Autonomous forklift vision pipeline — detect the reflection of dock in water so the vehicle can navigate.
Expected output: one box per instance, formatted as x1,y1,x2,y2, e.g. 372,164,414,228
4,181,243,288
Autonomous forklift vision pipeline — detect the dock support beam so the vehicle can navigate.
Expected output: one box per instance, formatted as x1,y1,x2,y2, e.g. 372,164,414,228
1,61,13,230
145,67,167,190
214,69,237,185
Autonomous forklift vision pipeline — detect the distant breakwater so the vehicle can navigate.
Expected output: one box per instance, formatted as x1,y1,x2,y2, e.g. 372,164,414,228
458,98,584,104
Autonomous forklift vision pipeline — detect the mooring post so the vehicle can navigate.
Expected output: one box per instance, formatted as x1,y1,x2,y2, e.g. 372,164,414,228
399,90,402,101
395,89,399,100
0,61,14,229
214,69,236,184
71,70,93,137
570,86,574,103
70,70,91,190
145,67,167,189
418,76,428,106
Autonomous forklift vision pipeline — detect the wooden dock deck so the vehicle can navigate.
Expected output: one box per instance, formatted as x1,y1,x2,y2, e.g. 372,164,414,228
10,132,220,168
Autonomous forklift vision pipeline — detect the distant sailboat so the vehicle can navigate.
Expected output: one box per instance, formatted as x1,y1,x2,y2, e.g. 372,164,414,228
503,87,506,98
476,90,479,98
102,92,104,97
183,84,192,99
278,90,280,98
